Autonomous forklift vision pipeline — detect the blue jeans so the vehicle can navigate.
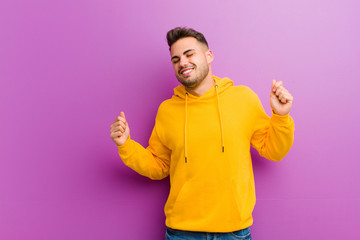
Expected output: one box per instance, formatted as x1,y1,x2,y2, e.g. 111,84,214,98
165,227,251,240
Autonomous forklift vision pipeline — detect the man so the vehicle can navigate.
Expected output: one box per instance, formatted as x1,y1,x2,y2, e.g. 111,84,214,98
110,27,294,240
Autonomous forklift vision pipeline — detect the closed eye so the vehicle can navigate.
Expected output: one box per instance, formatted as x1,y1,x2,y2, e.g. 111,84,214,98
171,49,196,64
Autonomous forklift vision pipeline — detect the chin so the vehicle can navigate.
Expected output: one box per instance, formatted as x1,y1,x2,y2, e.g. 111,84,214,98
182,79,201,88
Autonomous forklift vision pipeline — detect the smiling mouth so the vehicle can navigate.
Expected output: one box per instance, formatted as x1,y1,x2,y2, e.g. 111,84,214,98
180,67,194,76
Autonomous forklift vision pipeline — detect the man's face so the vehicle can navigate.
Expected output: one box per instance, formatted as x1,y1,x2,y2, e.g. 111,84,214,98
170,37,213,89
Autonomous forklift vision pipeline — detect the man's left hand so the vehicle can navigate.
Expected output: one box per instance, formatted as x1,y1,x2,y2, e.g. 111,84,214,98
270,80,293,116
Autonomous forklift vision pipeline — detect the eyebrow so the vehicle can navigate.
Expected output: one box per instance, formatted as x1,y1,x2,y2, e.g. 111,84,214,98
171,49,196,61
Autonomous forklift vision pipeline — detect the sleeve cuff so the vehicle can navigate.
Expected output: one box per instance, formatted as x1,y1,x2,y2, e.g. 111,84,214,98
270,111,291,125
117,136,131,150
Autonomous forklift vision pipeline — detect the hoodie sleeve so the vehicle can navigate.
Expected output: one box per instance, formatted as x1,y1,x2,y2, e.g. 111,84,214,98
250,93,294,161
117,126,171,180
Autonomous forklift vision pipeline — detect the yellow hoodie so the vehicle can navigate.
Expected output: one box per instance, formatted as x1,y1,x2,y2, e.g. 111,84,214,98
117,76,294,232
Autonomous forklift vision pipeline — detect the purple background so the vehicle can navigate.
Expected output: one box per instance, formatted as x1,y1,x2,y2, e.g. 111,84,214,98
1,0,359,239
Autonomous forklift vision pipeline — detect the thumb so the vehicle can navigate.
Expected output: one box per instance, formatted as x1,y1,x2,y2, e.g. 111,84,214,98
271,80,276,93
120,111,126,121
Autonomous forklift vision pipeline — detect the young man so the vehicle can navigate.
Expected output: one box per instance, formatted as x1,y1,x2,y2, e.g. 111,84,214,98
110,27,294,240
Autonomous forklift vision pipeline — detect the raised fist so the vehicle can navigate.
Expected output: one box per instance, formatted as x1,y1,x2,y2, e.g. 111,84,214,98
110,112,130,146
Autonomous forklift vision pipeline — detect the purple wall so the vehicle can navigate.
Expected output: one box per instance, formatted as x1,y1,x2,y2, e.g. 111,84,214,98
1,0,359,239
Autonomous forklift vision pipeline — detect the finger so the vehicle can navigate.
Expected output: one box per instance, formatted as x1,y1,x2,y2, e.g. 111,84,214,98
276,86,287,96
114,115,122,123
111,125,125,133
278,92,293,103
110,122,121,133
113,126,126,134
278,86,290,94
275,81,283,89
277,91,284,99
111,121,119,129
111,131,123,139
120,112,126,121
119,121,126,129
272,80,283,93
111,129,122,136
278,92,287,102
281,88,293,102
111,128,122,135
278,88,292,100
115,116,127,126
111,121,126,130
272,80,276,92
113,119,122,128
274,90,284,101
284,93,293,103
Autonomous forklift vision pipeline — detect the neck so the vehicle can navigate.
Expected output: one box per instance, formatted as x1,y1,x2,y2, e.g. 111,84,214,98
185,72,215,97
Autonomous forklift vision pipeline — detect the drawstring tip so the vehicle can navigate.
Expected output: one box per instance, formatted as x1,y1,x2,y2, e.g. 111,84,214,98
222,146,225,152
185,157,187,163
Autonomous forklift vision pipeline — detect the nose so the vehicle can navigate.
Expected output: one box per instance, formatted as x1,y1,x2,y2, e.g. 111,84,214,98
179,57,189,67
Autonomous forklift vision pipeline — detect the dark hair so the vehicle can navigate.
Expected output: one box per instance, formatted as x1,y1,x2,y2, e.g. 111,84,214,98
166,27,209,51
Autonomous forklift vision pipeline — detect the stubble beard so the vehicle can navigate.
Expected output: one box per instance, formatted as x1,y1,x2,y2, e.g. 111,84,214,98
176,64,210,89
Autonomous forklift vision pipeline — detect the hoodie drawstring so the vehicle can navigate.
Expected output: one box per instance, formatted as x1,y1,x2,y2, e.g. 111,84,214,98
215,84,225,152
184,84,225,163
184,92,188,163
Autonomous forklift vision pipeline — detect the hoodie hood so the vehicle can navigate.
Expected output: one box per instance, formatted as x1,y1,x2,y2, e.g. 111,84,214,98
173,75,234,100
172,75,232,162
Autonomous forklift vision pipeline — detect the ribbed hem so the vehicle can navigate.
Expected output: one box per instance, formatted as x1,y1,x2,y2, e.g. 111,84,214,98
117,136,131,151
270,111,291,125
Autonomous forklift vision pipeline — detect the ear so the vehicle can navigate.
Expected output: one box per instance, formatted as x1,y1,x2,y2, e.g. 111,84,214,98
206,50,214,64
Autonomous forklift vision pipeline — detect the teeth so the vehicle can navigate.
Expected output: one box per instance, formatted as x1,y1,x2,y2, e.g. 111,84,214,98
182,69,193,74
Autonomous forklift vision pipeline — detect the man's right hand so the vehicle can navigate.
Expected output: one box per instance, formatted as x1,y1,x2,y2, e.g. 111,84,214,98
110,112,130,146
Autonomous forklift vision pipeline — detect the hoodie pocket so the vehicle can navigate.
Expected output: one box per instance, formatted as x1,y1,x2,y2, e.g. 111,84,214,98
169,179,244,226
170,180,206,221
231,178,256,221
